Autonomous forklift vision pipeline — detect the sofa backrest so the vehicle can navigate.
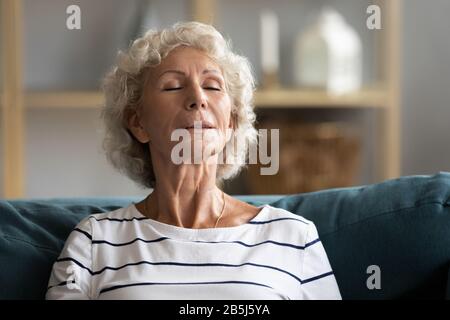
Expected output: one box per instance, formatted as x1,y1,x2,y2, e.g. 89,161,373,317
1,173,450,299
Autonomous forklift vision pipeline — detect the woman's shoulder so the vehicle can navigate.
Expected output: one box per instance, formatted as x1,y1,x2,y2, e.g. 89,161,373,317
74,204,140,230
247,204,315,245
260,204,311,223
229,195,310,226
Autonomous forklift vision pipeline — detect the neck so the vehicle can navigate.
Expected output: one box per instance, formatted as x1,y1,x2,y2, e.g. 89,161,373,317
146,153,225,228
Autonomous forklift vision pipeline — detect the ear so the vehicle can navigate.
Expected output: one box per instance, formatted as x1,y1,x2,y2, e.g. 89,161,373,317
125,107,150,143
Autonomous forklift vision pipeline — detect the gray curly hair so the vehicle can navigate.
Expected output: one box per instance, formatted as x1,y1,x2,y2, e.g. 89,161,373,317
101,21,258,189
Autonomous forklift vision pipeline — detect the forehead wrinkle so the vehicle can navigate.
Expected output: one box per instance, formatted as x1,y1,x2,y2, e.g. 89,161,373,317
157,69,185,80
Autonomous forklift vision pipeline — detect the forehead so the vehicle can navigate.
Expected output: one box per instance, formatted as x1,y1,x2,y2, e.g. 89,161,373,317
154,46,220,73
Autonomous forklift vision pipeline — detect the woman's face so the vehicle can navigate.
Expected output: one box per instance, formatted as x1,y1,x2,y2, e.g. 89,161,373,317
130,46,234,164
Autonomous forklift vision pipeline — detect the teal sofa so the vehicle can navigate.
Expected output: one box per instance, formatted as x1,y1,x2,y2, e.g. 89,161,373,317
1,172,450,300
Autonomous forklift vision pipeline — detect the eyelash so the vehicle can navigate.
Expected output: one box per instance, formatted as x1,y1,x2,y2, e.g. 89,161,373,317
163,87,221,91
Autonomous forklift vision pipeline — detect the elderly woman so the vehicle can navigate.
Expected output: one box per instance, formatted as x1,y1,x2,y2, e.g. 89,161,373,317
46,22,341,300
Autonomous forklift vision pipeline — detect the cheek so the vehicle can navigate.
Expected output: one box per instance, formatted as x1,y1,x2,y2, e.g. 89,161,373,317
143,95,176,124
215,95,233,125
142,107,175,143
143,91,178,120
214,100,234,144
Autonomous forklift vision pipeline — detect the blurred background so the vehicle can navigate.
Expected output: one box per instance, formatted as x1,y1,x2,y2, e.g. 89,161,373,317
0,0,449,199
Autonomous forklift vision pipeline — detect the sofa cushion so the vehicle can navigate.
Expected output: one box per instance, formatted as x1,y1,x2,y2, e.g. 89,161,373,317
1,173,449,299
0,197,139,299
270,172,450,299
446,267,450,300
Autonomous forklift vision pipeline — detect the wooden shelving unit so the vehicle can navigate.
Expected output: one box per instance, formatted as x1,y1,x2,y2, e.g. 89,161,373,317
255,87,389,109
1,0,25,199
24,86,388,109
25,91,105,109
0,0,402,198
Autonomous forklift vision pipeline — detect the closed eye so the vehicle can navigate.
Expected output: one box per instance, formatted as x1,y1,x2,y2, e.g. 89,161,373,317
205,87,221,91
163,87,183,91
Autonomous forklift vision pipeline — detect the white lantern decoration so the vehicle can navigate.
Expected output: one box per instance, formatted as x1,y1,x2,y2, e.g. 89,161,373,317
294,7,362,95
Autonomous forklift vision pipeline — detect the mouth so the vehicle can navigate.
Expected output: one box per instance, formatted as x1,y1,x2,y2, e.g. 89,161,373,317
185,126,215,129
184,121,216,129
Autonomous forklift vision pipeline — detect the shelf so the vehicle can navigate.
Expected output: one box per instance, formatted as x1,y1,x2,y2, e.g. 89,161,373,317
254,87,389,108
25,91,104,109
23,87,389,109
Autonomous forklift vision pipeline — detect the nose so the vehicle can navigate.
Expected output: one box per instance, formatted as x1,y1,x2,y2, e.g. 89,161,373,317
185,83,207,111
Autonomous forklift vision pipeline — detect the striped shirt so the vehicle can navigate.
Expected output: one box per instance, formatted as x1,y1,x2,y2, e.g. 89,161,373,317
45,203,342,300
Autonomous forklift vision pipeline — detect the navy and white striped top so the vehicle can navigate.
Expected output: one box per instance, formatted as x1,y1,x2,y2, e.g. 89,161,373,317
45,203,342,300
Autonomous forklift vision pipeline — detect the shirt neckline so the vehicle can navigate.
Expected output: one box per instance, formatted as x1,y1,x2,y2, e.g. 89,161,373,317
130,202,270,238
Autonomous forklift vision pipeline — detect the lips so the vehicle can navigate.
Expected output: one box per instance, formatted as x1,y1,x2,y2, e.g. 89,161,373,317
184,121,216,129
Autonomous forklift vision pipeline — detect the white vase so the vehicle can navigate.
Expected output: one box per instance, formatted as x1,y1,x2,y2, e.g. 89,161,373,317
294,7,362,95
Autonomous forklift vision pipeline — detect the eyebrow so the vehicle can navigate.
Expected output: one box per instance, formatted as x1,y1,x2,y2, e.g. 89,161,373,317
157,69,221,80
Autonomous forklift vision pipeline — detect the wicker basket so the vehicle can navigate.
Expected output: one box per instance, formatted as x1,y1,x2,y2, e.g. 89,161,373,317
246,120,361,194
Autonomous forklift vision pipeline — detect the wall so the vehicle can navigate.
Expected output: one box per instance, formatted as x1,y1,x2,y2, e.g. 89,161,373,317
401,0,450,175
